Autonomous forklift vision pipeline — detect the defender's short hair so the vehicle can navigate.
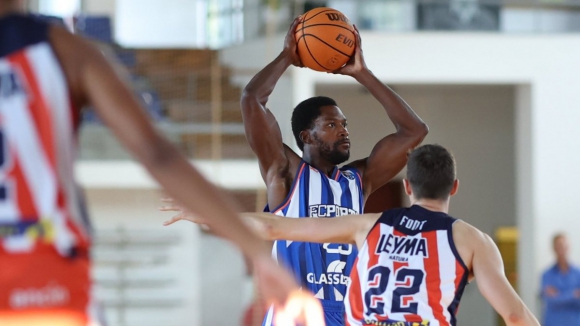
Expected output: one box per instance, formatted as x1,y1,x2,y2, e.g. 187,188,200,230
291,96,337,151
407,144,456,200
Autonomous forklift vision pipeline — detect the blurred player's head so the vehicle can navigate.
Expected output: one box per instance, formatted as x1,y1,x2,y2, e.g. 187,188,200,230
291,96,350,165
405,144,458,201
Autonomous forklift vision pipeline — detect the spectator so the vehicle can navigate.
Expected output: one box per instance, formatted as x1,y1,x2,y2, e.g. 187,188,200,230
541,233,580,326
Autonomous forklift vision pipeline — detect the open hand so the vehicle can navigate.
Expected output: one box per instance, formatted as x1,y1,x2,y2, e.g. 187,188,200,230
159,197,205,226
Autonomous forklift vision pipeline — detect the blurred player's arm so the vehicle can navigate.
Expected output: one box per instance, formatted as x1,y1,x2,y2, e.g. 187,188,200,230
49,25,326,324
240,18,303,185
49,24,272,272
468,226,540,326
338,28,428,197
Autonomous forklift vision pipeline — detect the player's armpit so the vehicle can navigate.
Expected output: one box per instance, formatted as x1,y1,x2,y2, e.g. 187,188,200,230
472,233,540,326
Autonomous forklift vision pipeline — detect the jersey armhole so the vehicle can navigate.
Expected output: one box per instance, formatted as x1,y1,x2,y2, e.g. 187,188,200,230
448,219,470,280
268,160,306,214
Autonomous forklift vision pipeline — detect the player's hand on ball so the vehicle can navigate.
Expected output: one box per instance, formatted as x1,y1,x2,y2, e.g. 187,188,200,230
331,25,367,77
283,16,303,67
252,255,325,326
159,197,206,226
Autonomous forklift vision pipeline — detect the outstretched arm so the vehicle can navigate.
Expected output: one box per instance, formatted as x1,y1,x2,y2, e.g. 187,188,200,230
161,203,381,248
240,18,302,185
243,212,380,247
472,232,540,326
336,27,428,197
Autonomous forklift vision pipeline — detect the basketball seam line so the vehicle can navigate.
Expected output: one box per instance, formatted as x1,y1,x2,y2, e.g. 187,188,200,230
303,33,353,58
301,33,330,71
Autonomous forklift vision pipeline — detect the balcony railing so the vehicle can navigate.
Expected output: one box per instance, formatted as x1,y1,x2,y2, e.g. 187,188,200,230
222,0,580,41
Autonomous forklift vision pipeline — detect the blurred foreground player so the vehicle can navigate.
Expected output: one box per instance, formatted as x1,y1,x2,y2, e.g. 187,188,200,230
0,1,322,325
167,144,540,326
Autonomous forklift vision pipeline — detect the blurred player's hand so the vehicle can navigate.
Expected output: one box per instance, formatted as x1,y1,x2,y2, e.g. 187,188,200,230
159,197,207,227
161,200,272,239
331,25,367,77
253,255,325,326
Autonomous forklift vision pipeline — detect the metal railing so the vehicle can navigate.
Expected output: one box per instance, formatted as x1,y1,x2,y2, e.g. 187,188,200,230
206,0,580,44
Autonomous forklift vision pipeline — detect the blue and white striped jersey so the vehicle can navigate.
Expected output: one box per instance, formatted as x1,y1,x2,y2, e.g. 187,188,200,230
270,160,364,301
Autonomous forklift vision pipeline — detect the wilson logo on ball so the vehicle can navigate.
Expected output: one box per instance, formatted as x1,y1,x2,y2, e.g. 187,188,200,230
325,13,349,23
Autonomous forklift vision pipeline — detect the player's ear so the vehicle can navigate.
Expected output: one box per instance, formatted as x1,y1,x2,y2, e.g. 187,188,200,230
403,179,413,196
449,179,459,196
299,130,312,146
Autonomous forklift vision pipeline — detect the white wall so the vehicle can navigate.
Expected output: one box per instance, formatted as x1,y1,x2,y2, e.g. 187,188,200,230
82,0,116,16
114,0,202,48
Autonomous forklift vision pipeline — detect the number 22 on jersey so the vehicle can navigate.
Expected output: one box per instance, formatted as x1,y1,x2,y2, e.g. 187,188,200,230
365,265,425,317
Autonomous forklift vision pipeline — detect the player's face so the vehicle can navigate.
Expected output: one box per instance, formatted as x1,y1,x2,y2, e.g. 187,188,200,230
311,105,350,165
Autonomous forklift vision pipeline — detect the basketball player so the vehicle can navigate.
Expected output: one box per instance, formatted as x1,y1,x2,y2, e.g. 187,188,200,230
241,15,428,326
0,1,320,325
165,144,540,326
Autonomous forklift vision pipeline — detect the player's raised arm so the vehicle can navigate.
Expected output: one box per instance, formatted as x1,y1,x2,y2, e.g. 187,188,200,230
240,17,302,183
469,227,540,326
336,27,428,198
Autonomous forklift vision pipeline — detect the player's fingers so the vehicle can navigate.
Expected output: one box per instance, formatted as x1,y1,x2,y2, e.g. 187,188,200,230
353,24,362,48
158,206,181,212
353,24,361,41
160,197,175,203
289,16,301,34
162,216,181,226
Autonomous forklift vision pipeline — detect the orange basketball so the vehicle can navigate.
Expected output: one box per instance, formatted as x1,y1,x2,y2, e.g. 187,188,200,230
295,8,356,72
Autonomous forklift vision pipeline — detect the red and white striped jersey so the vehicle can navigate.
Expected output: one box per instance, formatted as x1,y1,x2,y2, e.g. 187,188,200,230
345,205,469,326
0,15,89,257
